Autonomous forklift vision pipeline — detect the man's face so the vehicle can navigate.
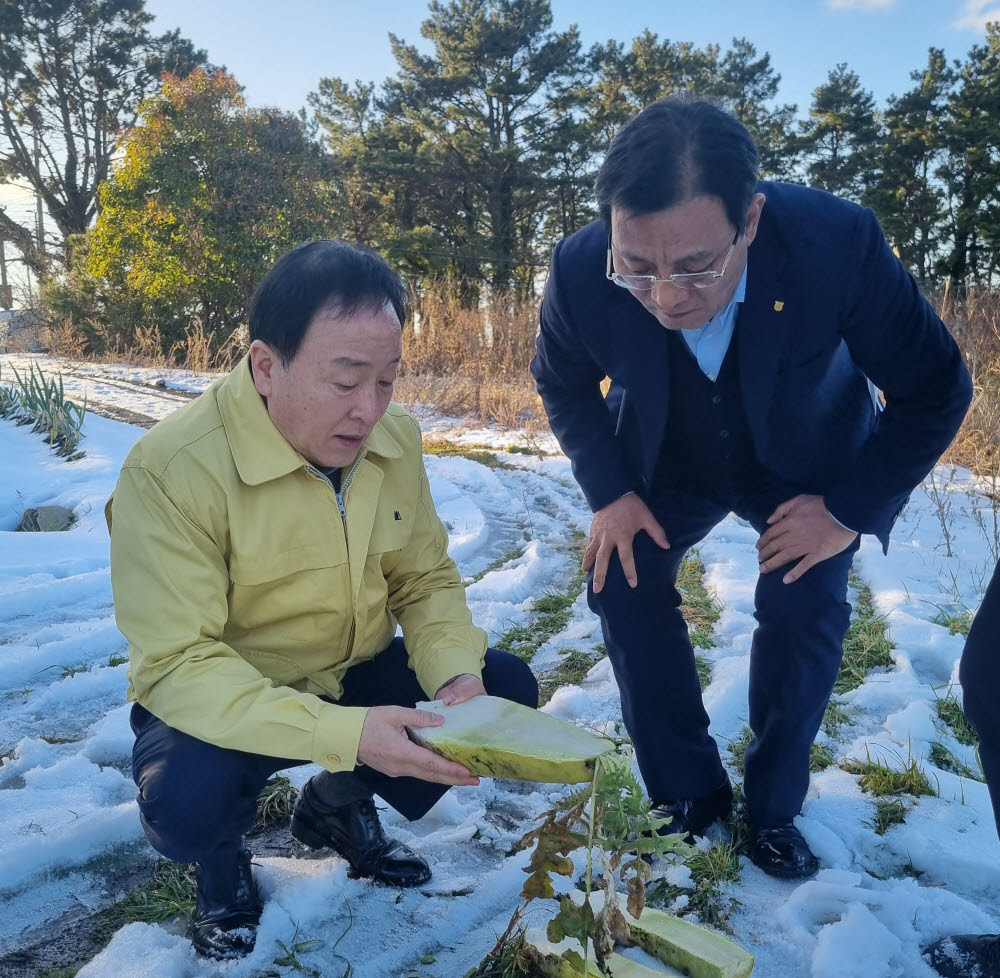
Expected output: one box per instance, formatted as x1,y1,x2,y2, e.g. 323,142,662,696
250,302,403,469
609,193,765,331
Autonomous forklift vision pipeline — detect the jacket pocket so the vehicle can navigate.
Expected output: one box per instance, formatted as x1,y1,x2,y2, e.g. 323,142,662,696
237,648,306,685
229,544,340,585
227,545,351,649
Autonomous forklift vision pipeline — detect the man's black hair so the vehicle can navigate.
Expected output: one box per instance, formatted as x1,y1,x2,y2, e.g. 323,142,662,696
595,95,759,231
249,239,408,365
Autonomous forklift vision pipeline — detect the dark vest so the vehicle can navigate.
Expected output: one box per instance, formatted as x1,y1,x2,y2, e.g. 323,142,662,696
653,331,765,499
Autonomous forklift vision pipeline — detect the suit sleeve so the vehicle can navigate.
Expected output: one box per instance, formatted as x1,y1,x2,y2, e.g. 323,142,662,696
530,240,638,511
823,207,973,537
108,465,369,772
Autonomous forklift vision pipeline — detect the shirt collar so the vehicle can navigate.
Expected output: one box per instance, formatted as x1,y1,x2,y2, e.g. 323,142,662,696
217,355,402,487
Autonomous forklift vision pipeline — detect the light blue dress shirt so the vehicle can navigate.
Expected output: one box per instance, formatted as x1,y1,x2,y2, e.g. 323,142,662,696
679,265,748,381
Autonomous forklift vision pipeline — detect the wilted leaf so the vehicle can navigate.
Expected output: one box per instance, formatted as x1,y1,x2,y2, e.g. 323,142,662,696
627,875,645,919
521,871,554,900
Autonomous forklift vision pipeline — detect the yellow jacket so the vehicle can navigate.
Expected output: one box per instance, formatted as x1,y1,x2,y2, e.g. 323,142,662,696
106,357,487,773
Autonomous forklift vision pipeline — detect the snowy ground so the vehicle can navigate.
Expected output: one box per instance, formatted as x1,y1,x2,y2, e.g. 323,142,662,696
1,353,998,978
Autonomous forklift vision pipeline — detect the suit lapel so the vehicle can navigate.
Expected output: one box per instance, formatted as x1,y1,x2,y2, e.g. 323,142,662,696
608,288,671,487
737,214,791,443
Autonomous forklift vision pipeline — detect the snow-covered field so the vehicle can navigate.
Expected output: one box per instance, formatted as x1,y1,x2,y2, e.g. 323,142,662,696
1,353,998,978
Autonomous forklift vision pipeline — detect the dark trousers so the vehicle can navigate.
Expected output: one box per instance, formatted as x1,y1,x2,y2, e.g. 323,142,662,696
130,639,538,865
959,562,1000,836
588,478,858,828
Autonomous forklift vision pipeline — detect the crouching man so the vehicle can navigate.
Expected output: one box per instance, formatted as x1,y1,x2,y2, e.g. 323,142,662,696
106,240,538,960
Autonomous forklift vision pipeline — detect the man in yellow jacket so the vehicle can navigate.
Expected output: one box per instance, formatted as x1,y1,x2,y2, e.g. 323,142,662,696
107,240,538,960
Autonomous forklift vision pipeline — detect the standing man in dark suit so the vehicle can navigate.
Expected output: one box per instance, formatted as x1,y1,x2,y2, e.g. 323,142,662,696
925,563,1000,977
531,96,972,879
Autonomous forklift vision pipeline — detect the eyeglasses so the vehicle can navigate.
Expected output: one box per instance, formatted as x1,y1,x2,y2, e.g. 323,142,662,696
606,228,742,292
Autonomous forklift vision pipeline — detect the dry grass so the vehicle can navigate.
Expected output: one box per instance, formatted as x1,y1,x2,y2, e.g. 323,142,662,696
46,319,247,373
395,289,544,427
36,284,1000,464
942,292,1000,478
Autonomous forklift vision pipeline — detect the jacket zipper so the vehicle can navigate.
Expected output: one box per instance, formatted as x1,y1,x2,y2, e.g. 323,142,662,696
307,452,367,662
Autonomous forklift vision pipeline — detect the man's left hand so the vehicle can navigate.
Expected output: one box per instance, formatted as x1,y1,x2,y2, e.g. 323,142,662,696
756,494,858,584
435,673,487,706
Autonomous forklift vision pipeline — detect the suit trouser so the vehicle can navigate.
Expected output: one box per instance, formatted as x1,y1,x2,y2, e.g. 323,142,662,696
130,639,538,866
959,562,1000,837
588,481,858,828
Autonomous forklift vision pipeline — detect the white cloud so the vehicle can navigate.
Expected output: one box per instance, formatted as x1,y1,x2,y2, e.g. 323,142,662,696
827,0,897,10
953,0,1000,30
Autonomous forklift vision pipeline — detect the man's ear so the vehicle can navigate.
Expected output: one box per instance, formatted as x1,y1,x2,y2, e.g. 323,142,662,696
744,193,767,246
249,340,278,398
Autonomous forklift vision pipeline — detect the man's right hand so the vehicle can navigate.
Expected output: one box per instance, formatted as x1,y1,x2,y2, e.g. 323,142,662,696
356,705,480,786
583,493,670,593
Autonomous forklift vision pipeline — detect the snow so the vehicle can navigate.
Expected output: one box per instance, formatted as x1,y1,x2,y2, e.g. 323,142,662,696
1,351,999,977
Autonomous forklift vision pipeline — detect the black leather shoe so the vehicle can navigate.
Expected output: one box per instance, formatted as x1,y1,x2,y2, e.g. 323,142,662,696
192,849,261,960
924,933,1000,977
749,823,819,879
650,776,734,841
290,781,431,887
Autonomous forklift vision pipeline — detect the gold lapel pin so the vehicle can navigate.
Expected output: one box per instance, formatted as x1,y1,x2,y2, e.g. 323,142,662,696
773,300,785,312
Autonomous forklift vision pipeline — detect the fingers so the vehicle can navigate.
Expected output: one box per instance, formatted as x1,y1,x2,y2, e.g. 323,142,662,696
757,528,792,564
783,553,821,584
758,542,807,574
619,540,637,588
592,545,612,594
398,742,480,785
766,495,800,525
582,536,598,572
396,707,446,728
644,514,671,550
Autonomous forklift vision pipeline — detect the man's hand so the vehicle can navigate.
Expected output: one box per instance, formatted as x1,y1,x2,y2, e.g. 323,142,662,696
584,493,670,593
756,494,858,584
356,706,480,786
435,673,487,706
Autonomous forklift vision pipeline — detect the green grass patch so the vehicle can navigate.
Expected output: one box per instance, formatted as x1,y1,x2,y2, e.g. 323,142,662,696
841,746,937,798
728,725,753,777
822,700,853,738
835,572,894,694
685,838,744,928
872,798,912,835
936,691,979,746
537,647,602,706
495,534,587,664
107,650,129,668
96,860,197,937
253,775,298,832
676,553,722,649
422,440,517,470
465,546,525,587
930,603,975,637
929,741,984,782
810,743,836,772
695,653,712,692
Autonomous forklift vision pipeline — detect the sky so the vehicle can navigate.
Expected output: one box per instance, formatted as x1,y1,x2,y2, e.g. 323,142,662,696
1,0,998,301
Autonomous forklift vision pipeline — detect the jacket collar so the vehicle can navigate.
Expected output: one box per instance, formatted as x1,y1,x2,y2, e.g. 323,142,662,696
218,356,402,487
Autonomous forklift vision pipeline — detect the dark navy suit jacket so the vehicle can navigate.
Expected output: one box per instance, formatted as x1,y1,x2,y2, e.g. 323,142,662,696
530,181,973,551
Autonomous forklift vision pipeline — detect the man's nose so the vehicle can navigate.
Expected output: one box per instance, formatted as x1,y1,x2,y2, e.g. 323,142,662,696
350,387,384,425
651,279,689,313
